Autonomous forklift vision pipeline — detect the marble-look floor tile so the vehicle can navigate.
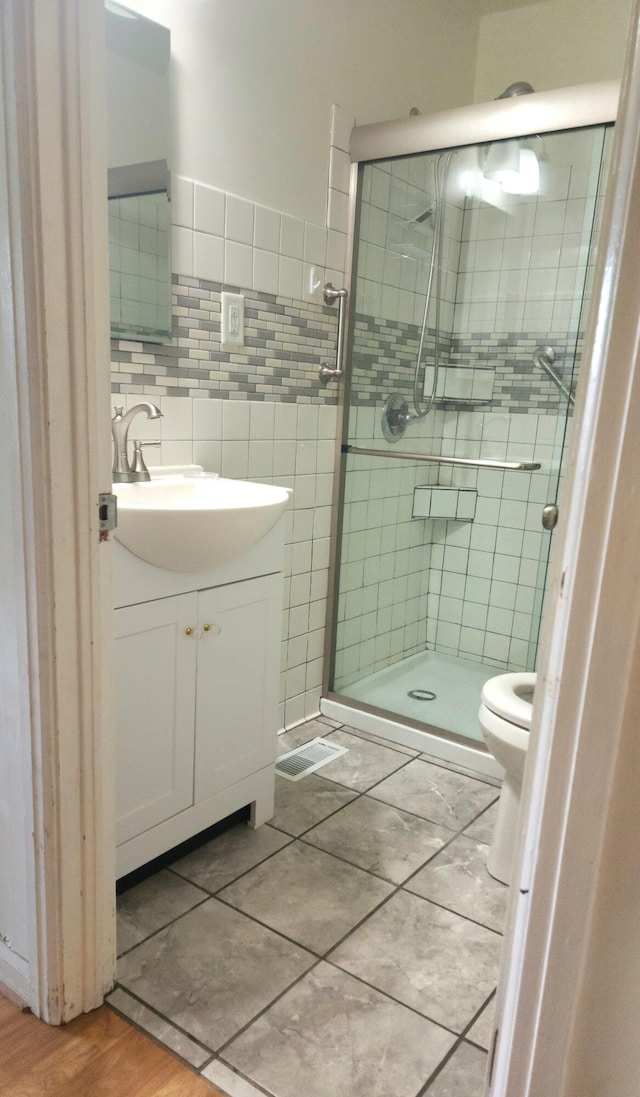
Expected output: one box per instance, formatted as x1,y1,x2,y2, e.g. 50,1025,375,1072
466,997,495,1051
277,719,332,755
106,987,210,1068
316,714,343,728
170,822,291,893
222,962,456,1097
316,728,409,791
405,834,508,932
464,801,498,845
424,1040,488,1095
369,759,498,831
330,889,501,1032
420,752,502,788
303,795,451,884
117,898,314,1050
270,773,357,836
336,723,420,757
219,841,393,954
116,869,207,956
202,1060,267,1097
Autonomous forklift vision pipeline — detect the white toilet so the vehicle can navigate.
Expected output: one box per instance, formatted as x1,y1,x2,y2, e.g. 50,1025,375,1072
478,672,536,885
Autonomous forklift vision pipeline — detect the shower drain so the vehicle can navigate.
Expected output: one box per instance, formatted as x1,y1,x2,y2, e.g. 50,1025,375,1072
408,688,437,701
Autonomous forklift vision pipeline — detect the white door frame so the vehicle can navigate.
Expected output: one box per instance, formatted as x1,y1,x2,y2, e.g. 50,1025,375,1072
0,0,114,1020
489,0,640,1092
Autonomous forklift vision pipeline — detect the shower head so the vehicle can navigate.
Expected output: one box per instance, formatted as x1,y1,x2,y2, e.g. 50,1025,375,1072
497,81,535,99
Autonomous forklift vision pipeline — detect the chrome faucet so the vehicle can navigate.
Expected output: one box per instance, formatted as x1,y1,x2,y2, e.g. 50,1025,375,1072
112,402,162,482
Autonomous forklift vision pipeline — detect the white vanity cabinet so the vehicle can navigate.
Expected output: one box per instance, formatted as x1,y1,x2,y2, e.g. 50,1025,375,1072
115,593,198,845
113,521,286,878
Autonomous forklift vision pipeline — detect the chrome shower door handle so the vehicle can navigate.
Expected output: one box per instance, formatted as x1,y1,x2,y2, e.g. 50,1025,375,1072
320,282,348,386
542,503,559,531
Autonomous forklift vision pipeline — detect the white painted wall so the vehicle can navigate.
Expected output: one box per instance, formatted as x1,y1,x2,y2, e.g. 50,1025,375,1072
118,0,482,224
474,0,633,102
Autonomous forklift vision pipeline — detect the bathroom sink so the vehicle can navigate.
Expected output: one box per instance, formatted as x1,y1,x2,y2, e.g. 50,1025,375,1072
114,474,291,572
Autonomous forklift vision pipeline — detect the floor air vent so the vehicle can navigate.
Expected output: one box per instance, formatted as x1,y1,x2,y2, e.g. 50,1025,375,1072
275,737,348,781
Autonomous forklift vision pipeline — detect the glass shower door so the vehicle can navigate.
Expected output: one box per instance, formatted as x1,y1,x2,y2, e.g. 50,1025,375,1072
329,122,612,746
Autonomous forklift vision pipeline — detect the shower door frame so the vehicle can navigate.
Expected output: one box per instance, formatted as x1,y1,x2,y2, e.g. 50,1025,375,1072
322,80,619,764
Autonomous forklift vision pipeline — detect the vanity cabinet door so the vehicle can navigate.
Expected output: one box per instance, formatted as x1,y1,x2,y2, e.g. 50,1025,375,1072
194,574,281,800
115,593,198,845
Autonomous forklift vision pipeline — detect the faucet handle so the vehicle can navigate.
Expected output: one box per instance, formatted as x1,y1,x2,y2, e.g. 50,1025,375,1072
129,440,161,482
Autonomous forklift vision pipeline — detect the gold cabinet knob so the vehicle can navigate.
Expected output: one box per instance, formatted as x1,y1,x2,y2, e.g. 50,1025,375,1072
203,623,212,632
185,627,194,636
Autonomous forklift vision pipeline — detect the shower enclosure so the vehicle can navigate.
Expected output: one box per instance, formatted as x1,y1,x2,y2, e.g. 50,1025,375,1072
323,82,617,772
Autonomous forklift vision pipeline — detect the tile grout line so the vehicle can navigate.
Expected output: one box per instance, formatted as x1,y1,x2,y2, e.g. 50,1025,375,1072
114,716,504,1094
414,989,496,1096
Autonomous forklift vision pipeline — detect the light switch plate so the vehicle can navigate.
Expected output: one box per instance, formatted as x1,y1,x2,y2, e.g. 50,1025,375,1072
221,291,245,350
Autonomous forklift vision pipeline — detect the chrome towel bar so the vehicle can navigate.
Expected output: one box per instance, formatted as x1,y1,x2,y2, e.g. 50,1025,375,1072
342,444,540,472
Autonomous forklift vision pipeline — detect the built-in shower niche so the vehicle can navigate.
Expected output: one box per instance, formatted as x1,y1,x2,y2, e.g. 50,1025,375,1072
331,116,613,747
423,364,494,406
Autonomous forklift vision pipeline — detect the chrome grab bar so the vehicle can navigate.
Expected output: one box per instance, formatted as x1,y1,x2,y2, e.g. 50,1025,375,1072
533,345,575,406
343,444,540,471
319,282,348,385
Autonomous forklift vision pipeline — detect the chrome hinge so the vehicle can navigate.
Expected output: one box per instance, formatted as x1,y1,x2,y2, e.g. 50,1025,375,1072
98,492,118,536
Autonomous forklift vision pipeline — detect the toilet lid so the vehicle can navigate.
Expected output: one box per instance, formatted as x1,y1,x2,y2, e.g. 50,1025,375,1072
481,672,536,729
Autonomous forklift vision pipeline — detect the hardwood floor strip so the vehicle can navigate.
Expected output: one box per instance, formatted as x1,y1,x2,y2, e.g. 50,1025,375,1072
0,995,224,1097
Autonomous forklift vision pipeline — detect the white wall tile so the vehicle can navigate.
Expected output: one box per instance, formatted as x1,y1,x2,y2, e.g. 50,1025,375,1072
225,194,255,244
280,214,305,259
222,399,251,440
303,222,327,265
161,395,193,439
193,232,224,282
330,103,354,154
254,204,281,252
278,255,303,300
193,398,222,440
193,440,222,472
220,439,249,478
225,240,253,289
194,183,225,236
253,248,279,295
329,146,351,195
171,225,193,277
171,175,194,229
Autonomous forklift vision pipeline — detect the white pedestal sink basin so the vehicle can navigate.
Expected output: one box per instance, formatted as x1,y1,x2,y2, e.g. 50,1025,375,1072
114,472,291,572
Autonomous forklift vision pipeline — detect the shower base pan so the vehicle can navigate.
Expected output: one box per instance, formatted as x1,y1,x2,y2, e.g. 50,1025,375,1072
323,650,504,781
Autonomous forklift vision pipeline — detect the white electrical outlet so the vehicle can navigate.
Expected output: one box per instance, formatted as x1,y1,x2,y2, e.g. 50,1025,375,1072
221,292,245,349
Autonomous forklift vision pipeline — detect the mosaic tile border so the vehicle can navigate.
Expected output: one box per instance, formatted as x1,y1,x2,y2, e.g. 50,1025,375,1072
350,311,579,415
111,276,339,406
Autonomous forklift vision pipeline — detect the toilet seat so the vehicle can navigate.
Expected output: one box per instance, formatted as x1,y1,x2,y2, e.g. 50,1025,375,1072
481,671,536,729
